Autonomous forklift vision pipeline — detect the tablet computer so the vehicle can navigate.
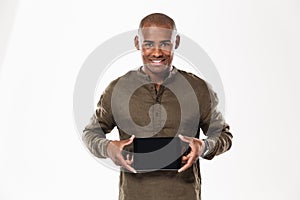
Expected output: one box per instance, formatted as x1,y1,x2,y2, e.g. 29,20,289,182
133,137,185,172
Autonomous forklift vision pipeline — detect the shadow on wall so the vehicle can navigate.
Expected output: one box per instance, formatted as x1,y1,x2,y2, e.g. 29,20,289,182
0,0,19,71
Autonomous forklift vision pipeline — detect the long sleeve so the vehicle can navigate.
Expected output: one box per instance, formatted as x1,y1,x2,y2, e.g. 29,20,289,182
82,80,117,158
200,83,233,160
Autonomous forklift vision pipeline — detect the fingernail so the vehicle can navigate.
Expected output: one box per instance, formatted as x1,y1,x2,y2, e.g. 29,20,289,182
178,169,182,173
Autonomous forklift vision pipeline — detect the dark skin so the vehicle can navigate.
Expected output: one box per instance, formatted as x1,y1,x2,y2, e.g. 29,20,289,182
107,135,136,173
107,22,206,173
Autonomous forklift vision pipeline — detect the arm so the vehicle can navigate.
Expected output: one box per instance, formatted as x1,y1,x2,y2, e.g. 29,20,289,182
82,115,112,158
82,82,116,158
178,82,233,172
82,80,137,173
200,84,233,160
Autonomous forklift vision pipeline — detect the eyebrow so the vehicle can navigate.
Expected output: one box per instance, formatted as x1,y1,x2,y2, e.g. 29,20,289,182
143,40,154,43
142,40,172,43
160,40,172,43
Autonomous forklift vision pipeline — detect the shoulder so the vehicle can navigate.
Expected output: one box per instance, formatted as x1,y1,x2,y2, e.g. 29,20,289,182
176,68,209,88
104,69,139,91
175,68,217,102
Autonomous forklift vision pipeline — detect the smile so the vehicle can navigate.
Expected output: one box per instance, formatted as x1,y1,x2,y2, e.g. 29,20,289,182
150,59,165,65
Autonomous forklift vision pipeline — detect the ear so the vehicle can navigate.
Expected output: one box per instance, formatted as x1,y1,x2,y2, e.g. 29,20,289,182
134,35,140,50
175,34,180,49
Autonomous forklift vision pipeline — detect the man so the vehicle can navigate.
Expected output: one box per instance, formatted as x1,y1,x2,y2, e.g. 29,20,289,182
82,13,233,200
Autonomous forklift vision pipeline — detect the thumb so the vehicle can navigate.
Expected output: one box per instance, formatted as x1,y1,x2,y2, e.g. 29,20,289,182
122,135,135,147
178,134,192,143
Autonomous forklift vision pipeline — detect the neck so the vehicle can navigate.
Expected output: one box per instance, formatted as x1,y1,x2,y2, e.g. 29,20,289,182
142,66,173,84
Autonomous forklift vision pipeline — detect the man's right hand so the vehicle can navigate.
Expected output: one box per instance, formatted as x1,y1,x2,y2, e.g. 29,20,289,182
106,135,137,173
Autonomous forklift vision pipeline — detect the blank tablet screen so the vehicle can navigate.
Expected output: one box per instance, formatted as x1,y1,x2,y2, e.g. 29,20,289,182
133,137,183,171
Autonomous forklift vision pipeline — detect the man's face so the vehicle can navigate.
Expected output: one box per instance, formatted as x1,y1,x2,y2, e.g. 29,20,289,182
135,24,180,76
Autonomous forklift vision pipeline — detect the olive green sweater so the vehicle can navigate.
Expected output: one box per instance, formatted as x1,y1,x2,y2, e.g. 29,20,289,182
83,66,232,200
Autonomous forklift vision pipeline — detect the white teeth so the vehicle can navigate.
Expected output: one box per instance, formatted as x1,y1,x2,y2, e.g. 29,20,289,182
152,60,162,63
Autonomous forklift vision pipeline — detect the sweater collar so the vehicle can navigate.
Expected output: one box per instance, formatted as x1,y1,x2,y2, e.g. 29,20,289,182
137,66,178,84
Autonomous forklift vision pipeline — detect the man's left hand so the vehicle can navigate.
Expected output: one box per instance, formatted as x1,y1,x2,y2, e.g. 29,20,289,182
178,134,206,173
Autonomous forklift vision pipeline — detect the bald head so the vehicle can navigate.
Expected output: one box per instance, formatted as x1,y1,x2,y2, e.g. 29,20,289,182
134,12,180,52
139,13,177,31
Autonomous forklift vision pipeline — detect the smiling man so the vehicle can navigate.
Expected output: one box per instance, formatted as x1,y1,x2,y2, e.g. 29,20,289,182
134,20,180,86
82,13,233,200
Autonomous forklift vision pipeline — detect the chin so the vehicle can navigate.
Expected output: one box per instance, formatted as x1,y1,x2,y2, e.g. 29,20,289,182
145,64,170,73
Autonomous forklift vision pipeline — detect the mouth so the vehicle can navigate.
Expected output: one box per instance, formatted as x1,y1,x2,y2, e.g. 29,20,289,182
149,59,166,65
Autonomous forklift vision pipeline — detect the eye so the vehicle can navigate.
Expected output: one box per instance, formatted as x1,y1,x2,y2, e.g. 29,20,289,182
143,42,154,47
160,42,171,47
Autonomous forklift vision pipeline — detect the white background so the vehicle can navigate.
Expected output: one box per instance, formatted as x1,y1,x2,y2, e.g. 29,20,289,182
1,0,300,199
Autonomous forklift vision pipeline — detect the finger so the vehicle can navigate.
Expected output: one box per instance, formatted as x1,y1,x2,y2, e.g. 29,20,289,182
178,153,198,173
181,156,188,164
118,155,137,173
178,134,192,144
182,155,188,161
182,150,193,161
125,154,134,165
128,154,134,162
125,159,133,165
122,135,135,147
178,158,194,173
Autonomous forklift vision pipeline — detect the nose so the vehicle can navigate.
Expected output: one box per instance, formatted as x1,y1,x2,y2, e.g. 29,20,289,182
151,46,163,57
